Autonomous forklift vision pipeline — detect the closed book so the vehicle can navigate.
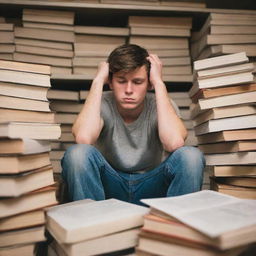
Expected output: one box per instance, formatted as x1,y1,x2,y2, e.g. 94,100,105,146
47,89,80,101
0,185,57,218
0,122,61,140
50,101,83,113
75,26,129,36
206,165,256,177
0,165,54,197
215,177,256,188
46,198,149,243
0,243,35,256
23,21,74,32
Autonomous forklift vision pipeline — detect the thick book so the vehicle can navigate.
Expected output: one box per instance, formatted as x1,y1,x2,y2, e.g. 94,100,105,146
75,25,129,36
0,209,45,232
193,52,248,71
0,226,45,248
0,95,50,112
141,190,256,248
197,129,256,144
46,198,149,243
206,165,256,177
47,89,80,101
23,21,74,32
0,153,51,174
194,115,256,136
193,105,256,126
0,138,50,155
0,122,61,140
205,152,256,165
215,177,256,188
0,165,54,197
50,101,83,113
0,81,49,101
0,185,57,218
0,243,35,256
75,34,125,44
0,108,55,124
59,228,139,256
198,140,256,154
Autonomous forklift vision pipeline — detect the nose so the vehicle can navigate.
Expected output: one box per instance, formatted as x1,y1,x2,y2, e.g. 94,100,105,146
125,82,133,94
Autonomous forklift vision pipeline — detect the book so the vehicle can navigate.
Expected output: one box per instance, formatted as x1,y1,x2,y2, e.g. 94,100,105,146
0,209,45,232
0,243,35,256
46,198,149,243
0,138,50,155
197,129,256,144
75,26,129,36
210,181,256,200
50,101,83,113
0,81,49,101
0,69,51,87
160,1,206,8
72,56,106,67
193,105,256,126
194,115,256,136
0,31,14,43
189,72,254,97
141,190,256,247
0,185,57,218
0,108,55,123
194,52,248,71
59,228,140,256
196,91,256,110
191,83,256,102
206,165,256,177
215,177,256,188
22,9,75,25
137,230,246,256
198,140,256,154
0,59,51,74
205,152,256,165
0,165,55,197
0,122,61,140
50,151,65,160
47,89,80,101
0,153,51,174
0,95,50,112
0,226,45,247
75,34,125,44
54,113,77,124
23,21,74,32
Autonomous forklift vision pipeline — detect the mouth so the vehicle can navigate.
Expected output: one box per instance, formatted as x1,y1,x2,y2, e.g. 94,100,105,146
123,98,135,103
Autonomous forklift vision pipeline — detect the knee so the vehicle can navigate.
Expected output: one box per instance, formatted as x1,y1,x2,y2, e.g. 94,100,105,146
61,144,96,173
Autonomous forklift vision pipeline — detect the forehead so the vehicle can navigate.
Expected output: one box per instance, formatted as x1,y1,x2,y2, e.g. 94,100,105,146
113,65,148,79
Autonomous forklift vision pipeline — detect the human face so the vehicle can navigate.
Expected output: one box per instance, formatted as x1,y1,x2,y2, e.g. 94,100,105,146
109,65,149,113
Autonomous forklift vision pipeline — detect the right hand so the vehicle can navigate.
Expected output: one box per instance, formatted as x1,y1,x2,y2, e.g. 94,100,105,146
94,61,109,84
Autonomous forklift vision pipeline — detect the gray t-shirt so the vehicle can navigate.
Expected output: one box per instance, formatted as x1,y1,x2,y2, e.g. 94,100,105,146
95,91,180,173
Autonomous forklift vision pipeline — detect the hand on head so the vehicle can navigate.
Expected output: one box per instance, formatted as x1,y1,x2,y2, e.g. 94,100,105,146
95,61,109,84
146,54,163,88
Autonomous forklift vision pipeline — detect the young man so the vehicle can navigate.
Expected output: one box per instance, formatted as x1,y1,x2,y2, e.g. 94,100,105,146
62,44,205,205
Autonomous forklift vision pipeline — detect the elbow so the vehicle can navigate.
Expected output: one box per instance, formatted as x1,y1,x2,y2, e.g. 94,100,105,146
73,131,95,145
163,137,185,153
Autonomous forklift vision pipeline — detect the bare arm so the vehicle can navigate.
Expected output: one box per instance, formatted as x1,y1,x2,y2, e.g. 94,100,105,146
72,62,109,144
147,54,187,152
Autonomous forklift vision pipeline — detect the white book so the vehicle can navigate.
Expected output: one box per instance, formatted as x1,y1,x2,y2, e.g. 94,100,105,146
46,198,149,244
194,115,256,135
141,190,256,239
194,52,248,71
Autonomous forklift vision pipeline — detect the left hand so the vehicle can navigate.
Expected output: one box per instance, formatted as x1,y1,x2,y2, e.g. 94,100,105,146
147,54,163,89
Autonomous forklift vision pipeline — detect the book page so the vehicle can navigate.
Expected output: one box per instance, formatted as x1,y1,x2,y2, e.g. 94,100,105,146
141,190,256,237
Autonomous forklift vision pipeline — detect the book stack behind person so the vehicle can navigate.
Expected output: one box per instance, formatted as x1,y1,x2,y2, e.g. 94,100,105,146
189,52,256,199
47,89,82,201
191,12,256,62
46,198,149,256
128,15,193,83
0,60,61,256
73,25,129,77
136,190,256,256
13,8,75,75
0,16,15,61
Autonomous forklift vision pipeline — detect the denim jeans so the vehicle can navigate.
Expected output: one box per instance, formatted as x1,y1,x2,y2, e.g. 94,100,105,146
61,144,205,205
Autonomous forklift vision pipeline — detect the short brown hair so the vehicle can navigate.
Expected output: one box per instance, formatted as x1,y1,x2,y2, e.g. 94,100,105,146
107,44,150,80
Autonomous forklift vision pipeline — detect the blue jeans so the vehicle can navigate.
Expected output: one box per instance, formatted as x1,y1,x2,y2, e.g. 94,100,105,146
61,144,205,205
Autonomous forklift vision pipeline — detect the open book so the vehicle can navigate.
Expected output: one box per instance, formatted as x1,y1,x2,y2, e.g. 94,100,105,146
141,190,256,238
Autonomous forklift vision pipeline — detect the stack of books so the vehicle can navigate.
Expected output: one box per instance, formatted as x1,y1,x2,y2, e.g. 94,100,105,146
128,16,193,82
14,8,75,75
73,25,129,77
0,16,15,60
0,60,61,256
189,52,256,199
191,12,256,61
160,0,206,8
46,198,149,256
137,190,256,256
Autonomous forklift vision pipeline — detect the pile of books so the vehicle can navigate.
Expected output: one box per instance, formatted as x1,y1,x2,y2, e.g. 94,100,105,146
73,25,129,77
0,60,61,255
189,52,256,199
191,12,256,61
137,190,256,255
0,16,15,60
129,15,193,82
46,198,149,256
14,8,75,75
